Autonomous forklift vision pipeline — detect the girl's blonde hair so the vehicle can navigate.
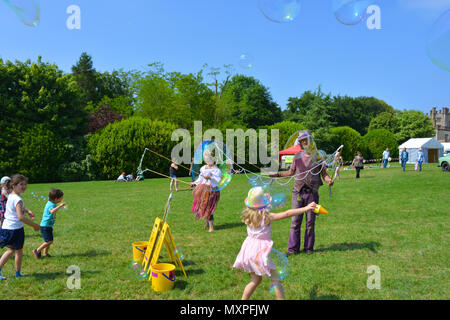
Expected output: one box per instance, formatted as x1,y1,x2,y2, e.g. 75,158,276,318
241,207,270,228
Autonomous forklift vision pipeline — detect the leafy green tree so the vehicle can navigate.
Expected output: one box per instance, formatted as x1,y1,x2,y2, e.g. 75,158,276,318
393,110,435,144
221,75,282,128
16,125,68,183
71,52,99,104
368,111,399,133
328,126,362,161
87,117,178,180
362,129,399,159
265,121,306,150
0,57,87,176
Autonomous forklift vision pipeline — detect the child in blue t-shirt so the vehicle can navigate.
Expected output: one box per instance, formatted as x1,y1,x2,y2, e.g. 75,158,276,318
32,188,66,259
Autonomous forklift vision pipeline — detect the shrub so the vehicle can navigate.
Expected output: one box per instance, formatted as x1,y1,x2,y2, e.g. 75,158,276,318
362,129,398,159
87,117,179,180
328,126,362,161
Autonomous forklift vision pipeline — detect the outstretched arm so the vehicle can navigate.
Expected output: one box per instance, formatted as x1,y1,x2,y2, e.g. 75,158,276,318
269,202,316,222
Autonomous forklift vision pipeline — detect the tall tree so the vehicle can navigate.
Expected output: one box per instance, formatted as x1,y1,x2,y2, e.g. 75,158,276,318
221,75,282,128
71,52,99,105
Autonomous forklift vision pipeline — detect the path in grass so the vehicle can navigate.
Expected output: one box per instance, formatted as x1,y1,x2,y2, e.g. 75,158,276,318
1,163,448,300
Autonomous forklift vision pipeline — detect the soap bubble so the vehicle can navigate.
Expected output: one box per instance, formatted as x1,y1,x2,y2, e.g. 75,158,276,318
239,53,254,69
173,248,185,261
192,140,233,191
269,248,290,280
3,0,40,27
266,180,290,210
426,9,450,72
129,260,147,280
258,0,302,24
332,0,371,26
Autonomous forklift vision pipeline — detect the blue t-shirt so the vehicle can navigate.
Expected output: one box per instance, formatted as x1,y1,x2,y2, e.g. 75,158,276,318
40,201,57,227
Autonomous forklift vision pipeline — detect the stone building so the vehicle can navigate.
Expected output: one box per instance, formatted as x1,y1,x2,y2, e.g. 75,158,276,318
429,107,450,142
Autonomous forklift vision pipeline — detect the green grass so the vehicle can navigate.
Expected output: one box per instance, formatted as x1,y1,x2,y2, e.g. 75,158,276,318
1,163,449,300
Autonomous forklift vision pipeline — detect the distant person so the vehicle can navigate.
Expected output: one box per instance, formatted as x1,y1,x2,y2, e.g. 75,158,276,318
117,172,126,182
233,186,317,300
188,157,195,182
1,176,11,227
33,188,66,259
170,160,179,192
351,151,364,179
136,173,145,181
0,174,40,280
416,148,424,172
126,173,135,182
400,148,409,172
382,148,390,168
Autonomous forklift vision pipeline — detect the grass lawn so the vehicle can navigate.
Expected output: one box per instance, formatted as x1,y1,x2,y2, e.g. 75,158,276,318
1,162,449,300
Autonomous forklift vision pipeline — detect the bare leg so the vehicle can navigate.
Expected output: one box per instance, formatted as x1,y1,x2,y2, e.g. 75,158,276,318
242,272,262,300
36,241,53,254
208,218,214,232
0,248,15,268
14,249,23,273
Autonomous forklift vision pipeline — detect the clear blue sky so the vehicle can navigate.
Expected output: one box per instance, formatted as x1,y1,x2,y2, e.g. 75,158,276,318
1,0,449,114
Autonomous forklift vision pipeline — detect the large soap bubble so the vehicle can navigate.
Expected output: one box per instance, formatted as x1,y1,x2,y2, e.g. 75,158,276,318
239,53,254,69
3,0,40,27
258,0,302,24
427,9,450,72
192,140,233,191
332,0,371,26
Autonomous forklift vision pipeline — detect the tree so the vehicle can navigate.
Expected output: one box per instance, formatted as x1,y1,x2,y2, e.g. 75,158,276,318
368,111,399,133
328,126,362,161
362,129,398,159
16,125,68,183
0,57,87,175
87,117,178,180
221,75,282,128
71,52,99,104
86,102,124,134
393,110,435,144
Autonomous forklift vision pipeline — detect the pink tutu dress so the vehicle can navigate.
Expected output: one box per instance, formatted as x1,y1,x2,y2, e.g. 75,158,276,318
233,215,276,277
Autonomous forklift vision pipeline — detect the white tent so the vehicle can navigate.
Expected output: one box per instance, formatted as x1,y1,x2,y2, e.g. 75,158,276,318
442,142,450,154
398,138,444,163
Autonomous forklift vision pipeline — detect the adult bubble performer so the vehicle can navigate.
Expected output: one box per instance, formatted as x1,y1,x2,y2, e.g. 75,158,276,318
270,130,333,255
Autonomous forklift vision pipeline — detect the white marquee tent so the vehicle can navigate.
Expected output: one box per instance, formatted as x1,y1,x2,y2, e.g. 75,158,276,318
442,142,450,154
398,138,444,163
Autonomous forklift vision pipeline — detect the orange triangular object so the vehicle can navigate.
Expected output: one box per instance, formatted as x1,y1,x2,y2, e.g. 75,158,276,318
314,204,328,215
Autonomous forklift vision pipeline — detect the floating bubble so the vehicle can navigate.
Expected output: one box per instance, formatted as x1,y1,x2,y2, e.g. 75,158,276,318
192,140,233,191
238,53,254,69
268,282,281,295
332,0,371,26
426,9,450,72
266,180,290,210
268,248,290,280
129,260,147,280
173,248,185,261
3,0,40,27
258,0,302,24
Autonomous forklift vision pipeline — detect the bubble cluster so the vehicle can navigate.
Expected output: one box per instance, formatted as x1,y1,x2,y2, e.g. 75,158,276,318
30,192,47,202
258,0,302,24
3,0,40,27
332,0,371,26
426,9,450,72
192,140,233,191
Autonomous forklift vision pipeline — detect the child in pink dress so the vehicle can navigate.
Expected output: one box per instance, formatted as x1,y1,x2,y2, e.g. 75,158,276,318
233,186,316,300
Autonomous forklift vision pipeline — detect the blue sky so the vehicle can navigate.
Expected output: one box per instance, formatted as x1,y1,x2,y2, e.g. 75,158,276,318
1,0,449,114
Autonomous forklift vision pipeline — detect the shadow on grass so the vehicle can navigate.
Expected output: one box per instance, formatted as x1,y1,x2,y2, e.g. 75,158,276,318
315,241,381,253
309,285,341,300
30,270,101,281
214,222,243,231
58,249,111,258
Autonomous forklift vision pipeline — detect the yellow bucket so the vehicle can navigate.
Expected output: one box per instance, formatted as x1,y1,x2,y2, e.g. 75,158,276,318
132,241,148,263
150,263,176,292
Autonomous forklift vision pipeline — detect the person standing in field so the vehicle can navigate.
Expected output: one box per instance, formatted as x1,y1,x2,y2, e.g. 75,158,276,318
382,148,390,168
351,151,364,179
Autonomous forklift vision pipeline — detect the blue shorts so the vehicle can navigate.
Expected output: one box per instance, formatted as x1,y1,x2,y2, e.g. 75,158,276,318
0,227,25,250
170,174,177,179
40,226,54,242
